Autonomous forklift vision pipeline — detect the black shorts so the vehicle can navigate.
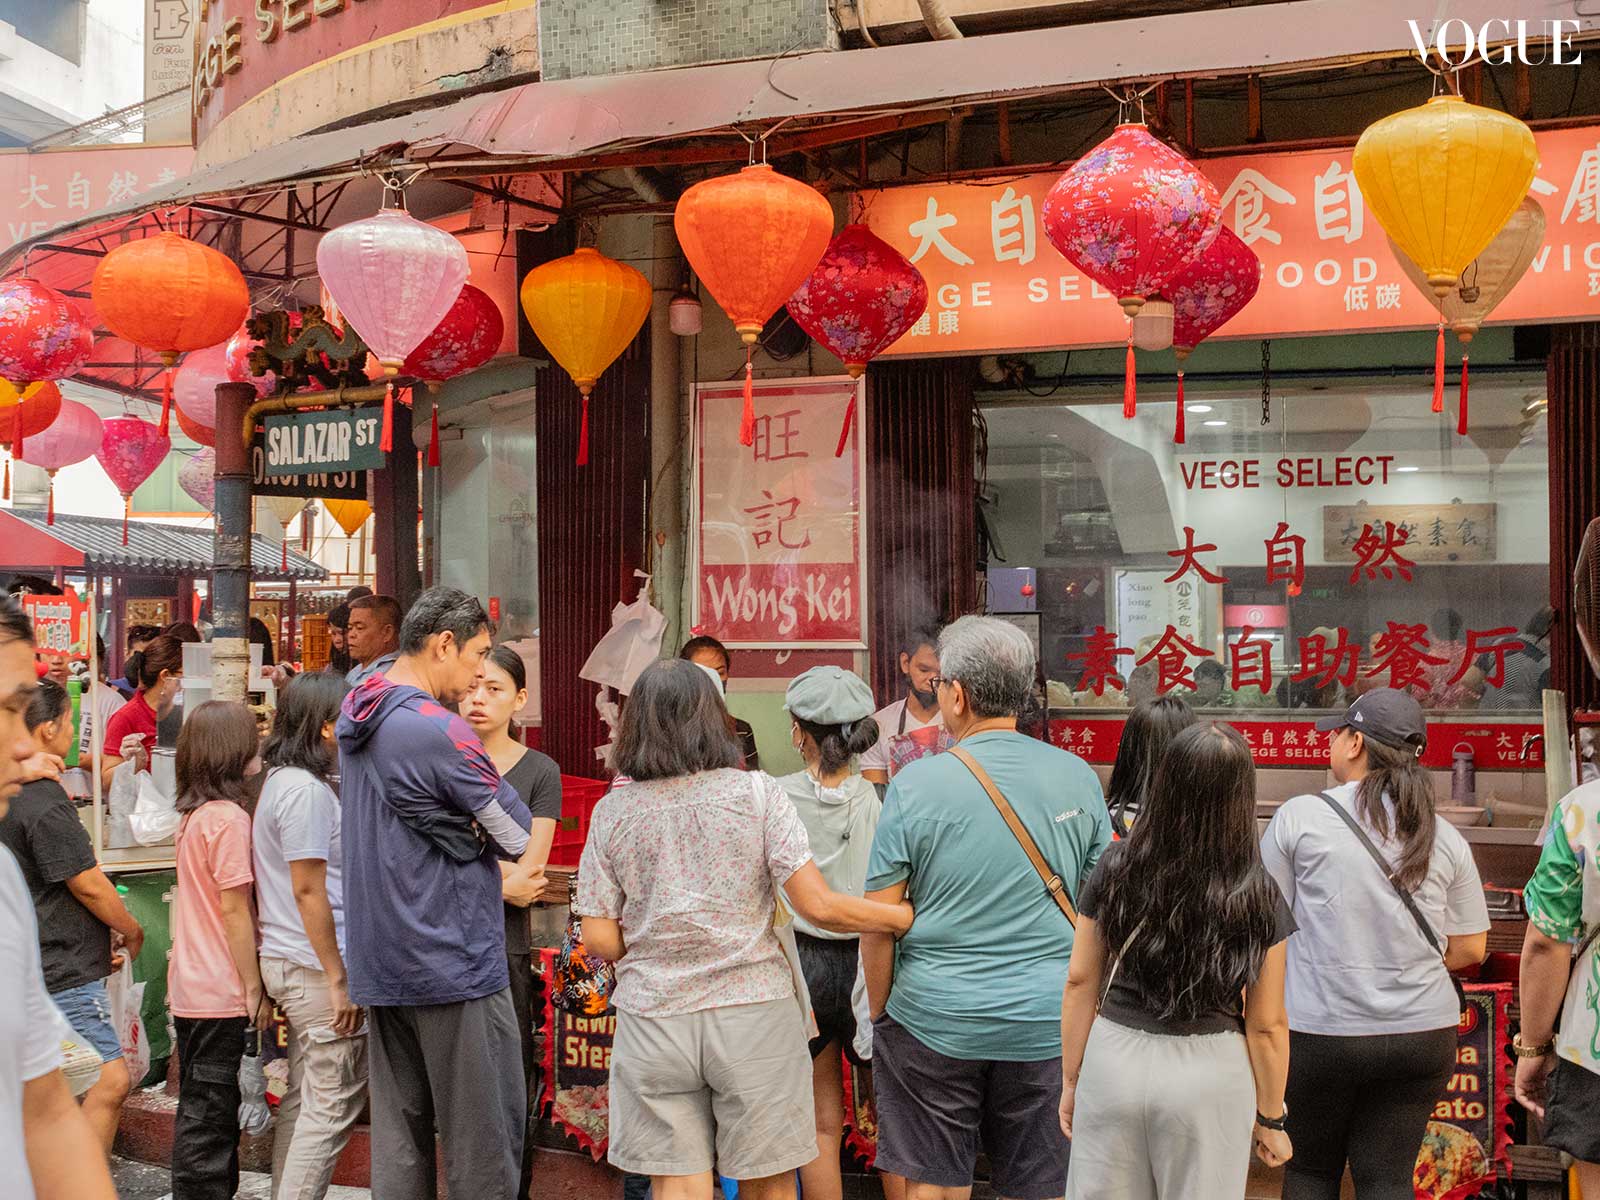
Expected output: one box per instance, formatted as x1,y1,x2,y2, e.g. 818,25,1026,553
1542,1058,1600,1164
795,932,865,1064
870,1013,1068,1200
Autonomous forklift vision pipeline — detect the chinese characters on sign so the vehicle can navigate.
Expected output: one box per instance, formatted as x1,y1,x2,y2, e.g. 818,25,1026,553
863,125,1600,354
20,591,90,661
694,378,867,647
0,146,195,253
1324,504,1496,566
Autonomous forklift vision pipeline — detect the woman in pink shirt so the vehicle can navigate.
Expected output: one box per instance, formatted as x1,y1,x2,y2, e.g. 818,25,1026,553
168,701,268,1199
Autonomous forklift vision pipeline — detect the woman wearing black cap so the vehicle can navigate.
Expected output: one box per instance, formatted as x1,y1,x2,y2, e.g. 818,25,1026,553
1260,689,1489,1199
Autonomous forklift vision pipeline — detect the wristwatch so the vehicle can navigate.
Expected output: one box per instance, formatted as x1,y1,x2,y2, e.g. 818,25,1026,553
1512,1032,1555,1058
1255,1106,1288,1132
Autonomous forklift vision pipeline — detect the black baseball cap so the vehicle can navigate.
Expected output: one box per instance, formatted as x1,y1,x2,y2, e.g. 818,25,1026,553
1314,688,1427,755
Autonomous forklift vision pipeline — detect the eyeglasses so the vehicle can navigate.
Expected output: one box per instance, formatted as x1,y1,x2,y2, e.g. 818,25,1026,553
929,675,952,691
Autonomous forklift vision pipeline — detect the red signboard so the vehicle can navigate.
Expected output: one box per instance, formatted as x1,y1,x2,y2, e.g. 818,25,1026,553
20,590,91,662
190,0,516,144
692,377,867,648
0,145,194,255
1049,716,1544,770
861,124,1600,355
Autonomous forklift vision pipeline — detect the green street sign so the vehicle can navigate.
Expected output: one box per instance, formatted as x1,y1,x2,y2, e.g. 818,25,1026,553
261,408,385,477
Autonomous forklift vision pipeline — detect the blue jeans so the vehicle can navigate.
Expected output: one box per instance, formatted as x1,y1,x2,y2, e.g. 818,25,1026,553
52,979,122,1063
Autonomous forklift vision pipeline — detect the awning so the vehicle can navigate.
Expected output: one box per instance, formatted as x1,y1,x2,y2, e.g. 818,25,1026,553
0,509,327,582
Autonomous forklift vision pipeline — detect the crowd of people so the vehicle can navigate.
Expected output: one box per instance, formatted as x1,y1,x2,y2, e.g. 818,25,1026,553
0,590,1595,1200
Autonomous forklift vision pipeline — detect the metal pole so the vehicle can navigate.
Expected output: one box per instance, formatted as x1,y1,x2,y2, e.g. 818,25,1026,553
213,382,257,704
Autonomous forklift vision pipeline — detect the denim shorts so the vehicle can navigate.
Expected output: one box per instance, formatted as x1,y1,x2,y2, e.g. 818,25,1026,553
52,979,123,1063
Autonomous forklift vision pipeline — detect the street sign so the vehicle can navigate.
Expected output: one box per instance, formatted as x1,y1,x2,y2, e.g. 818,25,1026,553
261,408,385,477
249,441,367,500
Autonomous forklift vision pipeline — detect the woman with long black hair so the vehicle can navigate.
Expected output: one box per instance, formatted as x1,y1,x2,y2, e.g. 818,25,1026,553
1061,722,1295,1198
1262,689,1488,1199
1104,696,1196,835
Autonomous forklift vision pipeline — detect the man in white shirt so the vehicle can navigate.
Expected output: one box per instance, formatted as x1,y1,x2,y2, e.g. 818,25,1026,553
0,594,116,1200
861,626,944,787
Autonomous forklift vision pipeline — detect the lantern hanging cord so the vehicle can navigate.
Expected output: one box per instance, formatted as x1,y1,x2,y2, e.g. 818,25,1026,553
377,166,429,210
734,119,800,164
1101,81,1161,125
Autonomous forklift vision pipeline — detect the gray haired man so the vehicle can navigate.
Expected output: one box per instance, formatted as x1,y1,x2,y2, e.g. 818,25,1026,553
862,616,1111,1200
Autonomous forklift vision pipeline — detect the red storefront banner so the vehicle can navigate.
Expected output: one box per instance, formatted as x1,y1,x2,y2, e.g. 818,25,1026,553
693,377,867,648
20,590,90,662
860,124,1600,355
0,145,195,255
1049,717,1545,770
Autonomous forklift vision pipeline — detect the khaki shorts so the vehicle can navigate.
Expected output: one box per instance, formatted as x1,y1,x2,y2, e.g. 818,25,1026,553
609,997,817,1180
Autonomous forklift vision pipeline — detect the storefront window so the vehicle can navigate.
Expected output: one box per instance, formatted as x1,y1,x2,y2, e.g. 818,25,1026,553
984,372,1549,715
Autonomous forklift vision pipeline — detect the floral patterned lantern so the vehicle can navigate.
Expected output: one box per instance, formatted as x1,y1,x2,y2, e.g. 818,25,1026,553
19,398,101,524
787,224,928,456
90,232,250,438
1042,123,1223,418
179,449,216,511
0,382,62,498
403,284,504,465
519,249,651,465
0,278,95,386
315,207,468,452
1389,197,1545,434
675,164,835,443
1167,226,1263,444
261,496,307,572
224,325,275,398
323,498,372,538
96,416,170,545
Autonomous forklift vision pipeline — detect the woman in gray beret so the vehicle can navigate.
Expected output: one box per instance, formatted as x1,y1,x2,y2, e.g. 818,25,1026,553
778,665,888,1200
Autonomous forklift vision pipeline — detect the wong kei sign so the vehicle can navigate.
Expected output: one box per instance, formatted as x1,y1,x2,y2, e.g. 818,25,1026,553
692,377,867,649
860,124,1600,354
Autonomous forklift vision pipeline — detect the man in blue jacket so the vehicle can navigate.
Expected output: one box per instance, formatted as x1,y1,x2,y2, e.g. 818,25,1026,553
337,586,541,1200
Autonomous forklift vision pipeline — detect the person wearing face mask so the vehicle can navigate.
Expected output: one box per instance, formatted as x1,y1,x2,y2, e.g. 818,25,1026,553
861,626,947,788
777,666,896,1200
680,635,760,770
100,634,184,793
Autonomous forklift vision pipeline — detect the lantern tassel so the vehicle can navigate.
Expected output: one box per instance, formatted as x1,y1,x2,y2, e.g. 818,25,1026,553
576,393,590,467
2,455,8,501
1174,372,1186,445
45,475,53,526
1458,354,1469,436
1123,333,1137,419
121,496,130,547
13,426,22,467
282,538,289,573
1431,322,1445,414
427,405,441,468
159,369,173,439
379,382,394,454
740,352,756,447
835,394,857,459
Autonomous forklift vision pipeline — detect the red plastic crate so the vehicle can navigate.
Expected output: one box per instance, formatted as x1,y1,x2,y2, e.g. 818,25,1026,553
549,775,610,867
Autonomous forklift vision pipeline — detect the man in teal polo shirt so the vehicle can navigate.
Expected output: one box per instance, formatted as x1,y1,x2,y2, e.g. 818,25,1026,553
863,615,1110,1200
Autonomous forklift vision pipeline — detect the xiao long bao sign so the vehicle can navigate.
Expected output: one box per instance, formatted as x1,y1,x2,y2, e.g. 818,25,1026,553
693,377,868,648
861,124,1600,353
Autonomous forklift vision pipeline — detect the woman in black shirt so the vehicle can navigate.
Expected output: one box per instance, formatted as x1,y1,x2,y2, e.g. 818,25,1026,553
1059,722,1294,1198
463,644,563,1198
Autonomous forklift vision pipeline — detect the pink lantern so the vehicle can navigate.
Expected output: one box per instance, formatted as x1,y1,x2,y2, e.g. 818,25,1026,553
174,342,233,428
96,416,170,545
1166,226,1262,444
224,325,275,398
315,207,467,453
0,277,95,384
179,448,216,511
17,398,102,525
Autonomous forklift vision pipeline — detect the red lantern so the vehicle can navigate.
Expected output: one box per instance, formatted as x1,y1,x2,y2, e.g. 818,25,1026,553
0,278,94,385
95,416,171,545
403,284,503,466
787,224,928,456
0,382,63,499
675,164,834,444
91,231,250,438
175,404,215,448
1166,226,1262,444
1042,124,1222,418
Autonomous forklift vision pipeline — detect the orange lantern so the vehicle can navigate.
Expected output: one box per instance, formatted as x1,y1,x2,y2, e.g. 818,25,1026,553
0,382,61,499
518,248,651,465
323,499,373,538
90,231,250,438
674,164,834,443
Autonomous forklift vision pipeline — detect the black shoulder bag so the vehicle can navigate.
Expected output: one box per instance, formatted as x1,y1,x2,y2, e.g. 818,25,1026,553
1317,792,1468,1016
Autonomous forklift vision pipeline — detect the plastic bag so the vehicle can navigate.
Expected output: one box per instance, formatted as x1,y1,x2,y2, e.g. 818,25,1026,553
105,757,140,849
238,1050,271,1136
106,958,150,1087
129,771,180,846
850,955,873,1062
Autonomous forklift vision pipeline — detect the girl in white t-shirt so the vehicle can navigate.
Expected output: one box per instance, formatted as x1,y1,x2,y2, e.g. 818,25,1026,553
1261,689,1489,1199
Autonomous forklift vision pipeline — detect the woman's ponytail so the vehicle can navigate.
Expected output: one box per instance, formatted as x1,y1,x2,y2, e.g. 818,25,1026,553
1355,738,1437,891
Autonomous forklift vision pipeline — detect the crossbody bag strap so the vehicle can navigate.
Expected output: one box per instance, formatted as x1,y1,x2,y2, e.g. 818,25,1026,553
1099,917,1144,1010
1316,791,1444,955
949,746,1077,927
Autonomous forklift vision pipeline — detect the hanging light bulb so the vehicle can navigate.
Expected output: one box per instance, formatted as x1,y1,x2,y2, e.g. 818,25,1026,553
669,283,703,337
1131,298,1175,352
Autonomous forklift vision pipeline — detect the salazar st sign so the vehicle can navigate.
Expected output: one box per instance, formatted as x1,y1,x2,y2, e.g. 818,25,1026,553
261,409,384,477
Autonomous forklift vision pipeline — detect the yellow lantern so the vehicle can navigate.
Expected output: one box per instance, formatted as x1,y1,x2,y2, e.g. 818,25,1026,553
0,379,43,408
323,499,372,538
518,248,651,466
1390,196,1546,434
